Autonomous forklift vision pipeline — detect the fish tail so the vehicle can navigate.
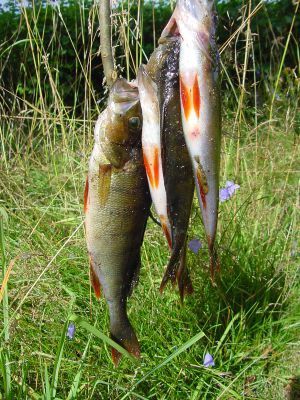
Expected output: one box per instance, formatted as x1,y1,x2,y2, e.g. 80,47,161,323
176,245,193,302
160,237,193,300
110,320,140,367
159,245,180,292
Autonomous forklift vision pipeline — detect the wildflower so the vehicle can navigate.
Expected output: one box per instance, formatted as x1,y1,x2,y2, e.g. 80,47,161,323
188,239,202,254
219,181,240,202
203,352,215,368
66,323,76,340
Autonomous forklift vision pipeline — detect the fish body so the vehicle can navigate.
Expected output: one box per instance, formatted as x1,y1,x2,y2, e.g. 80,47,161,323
84,79,151,365
137,66,172,249
146,38,195,299
161,0,221,277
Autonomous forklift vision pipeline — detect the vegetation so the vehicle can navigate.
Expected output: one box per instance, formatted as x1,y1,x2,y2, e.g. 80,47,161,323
0,0,299,398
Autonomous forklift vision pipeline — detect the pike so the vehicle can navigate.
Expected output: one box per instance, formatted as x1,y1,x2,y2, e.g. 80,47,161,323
161,0,221,279
145,37,195,300
84,79,151,366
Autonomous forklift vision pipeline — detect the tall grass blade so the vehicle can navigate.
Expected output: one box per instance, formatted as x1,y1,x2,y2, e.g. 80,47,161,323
50,320,68,398
0,207,11,398
120,330,206,400
69,314,136,363
66,332,92,400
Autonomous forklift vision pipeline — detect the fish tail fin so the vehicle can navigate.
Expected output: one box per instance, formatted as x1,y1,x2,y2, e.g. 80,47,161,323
110,320,140,367
160,250,179,293
176,244,193,302
160,238,193,300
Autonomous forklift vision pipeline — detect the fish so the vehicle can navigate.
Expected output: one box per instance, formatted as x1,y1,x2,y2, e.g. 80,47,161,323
145,37,195,300
137,66,172,250
84,78,151,366
161,0,221,279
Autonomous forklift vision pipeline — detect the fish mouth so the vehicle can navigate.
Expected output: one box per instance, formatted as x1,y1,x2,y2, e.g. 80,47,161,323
111,78,139,103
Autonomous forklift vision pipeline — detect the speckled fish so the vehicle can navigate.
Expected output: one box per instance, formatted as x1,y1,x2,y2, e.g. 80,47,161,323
84,78,151,366
137,66,172,249
145,37,195,300
161,0,221,278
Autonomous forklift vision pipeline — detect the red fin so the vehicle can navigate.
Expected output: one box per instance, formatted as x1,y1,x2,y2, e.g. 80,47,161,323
193,75,200,118
196,165,208,209
180,76,192,120
111,348,122,367
83,177,89,213
143,152,154,188
153,146,160,188
89,257,101,299
143,146,160,189
111,336,140,367
160,215,172,249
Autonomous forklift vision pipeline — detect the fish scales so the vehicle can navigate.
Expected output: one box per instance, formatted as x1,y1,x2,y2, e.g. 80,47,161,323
85,79,151,366
161,0,221,279
145,37,195,299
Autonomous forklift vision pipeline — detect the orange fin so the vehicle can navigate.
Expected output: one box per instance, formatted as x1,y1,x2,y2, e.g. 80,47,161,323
180,76,192,120
99,164,112,206
144,146,160,189
160,215,172,249
143,152,154,188
89,256,101,298
83,177,89,213
193,75,200,118
111,333,140,367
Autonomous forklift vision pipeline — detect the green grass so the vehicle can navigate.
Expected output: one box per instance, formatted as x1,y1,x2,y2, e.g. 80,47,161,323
0,115,299,399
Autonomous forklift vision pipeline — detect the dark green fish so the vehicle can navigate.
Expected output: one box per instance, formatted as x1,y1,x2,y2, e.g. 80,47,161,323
146,37,195,301
84,78,151,366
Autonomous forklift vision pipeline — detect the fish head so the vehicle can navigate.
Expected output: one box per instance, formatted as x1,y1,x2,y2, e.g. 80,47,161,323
176,0,216,45
106,78,142,147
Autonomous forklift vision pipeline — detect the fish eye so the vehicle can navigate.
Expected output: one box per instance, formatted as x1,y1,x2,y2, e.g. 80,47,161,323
128,117,141,129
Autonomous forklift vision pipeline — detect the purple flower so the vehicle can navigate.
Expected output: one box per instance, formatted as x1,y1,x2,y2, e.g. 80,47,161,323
67,323,76,340
188,239,202,254
203,353,215,367
219,181,240,202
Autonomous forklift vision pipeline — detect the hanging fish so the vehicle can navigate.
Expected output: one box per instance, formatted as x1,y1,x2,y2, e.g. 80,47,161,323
137,66,173,249
145,37,195,300
84,78,151,366
161,0,221,279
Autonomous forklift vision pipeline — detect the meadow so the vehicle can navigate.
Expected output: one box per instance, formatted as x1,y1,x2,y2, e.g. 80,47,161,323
0,0,299,398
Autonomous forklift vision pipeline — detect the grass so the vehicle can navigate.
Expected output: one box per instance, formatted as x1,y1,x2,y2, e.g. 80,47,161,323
0,0,299,398
0,115,298,399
